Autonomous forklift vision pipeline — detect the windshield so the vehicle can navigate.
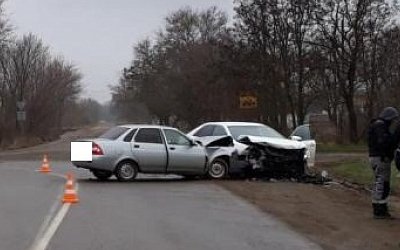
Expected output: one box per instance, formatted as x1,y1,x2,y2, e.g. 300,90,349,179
99,127,129,140
228,125,284,141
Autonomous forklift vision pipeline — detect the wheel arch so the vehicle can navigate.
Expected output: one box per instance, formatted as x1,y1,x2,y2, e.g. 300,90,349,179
114,158,140,172
209,151,231,168
212,155,230,166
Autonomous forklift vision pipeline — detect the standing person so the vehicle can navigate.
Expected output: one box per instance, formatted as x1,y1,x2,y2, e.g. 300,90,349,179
368,107,400,219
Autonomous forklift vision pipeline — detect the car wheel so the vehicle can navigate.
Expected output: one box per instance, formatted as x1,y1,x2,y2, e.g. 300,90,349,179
92,170,113,181
208,158,228,179
115,161,138,182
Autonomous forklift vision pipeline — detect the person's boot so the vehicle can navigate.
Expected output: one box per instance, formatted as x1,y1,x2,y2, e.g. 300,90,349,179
373,204,393,219
373,203,384,219
382,204,394,219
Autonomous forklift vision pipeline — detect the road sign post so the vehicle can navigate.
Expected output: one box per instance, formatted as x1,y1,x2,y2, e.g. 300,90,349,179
16,101,26,121
17,111,26,121
16,101,25,111
16,101,26,134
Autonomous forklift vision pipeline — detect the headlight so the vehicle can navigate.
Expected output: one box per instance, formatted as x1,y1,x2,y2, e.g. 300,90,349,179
304,148,310,160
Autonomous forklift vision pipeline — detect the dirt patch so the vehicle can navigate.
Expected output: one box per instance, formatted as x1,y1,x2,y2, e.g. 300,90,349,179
1,136,44,150
218,180,400,250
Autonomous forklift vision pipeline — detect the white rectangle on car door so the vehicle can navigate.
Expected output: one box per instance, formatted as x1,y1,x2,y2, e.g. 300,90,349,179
71,142,92,161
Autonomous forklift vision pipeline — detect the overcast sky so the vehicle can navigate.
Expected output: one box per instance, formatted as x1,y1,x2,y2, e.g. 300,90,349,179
4,0,234,103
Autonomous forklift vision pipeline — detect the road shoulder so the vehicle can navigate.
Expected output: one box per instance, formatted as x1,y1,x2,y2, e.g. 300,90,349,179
218,180,400,250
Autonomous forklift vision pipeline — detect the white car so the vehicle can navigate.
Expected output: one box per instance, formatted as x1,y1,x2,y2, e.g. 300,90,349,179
188,122,316,178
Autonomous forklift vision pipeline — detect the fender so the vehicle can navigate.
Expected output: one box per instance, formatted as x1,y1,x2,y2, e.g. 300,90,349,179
113,156,140,171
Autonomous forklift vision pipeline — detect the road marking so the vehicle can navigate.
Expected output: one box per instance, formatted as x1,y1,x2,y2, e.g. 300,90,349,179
30,203,71,250
0,162,82,249
29,173,79,250
29,188,64,248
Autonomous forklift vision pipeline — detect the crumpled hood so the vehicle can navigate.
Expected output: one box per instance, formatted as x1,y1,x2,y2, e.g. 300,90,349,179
238,135,306,150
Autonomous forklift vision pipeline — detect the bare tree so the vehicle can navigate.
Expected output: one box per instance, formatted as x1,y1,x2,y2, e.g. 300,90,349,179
113,7,230,127
0,34,82,144
361,2,398,120
113,2,400,142
313,0,396,142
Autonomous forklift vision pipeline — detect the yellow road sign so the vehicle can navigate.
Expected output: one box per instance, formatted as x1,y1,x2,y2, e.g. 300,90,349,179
240,95,258,109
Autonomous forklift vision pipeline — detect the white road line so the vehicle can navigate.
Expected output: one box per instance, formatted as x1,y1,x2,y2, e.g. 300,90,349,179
30,203,71,250
29,174,79,250
29,188,64,248
0,162,80,250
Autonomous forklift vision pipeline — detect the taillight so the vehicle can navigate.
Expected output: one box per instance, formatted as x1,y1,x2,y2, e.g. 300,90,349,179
92,142,104,155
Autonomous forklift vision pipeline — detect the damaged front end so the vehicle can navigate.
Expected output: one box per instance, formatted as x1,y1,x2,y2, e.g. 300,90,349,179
195,135,307,179
201,136,236,162
231,136,307,179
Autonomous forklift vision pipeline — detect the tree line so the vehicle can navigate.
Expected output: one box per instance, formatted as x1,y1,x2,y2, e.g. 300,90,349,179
0,1,101,148
113,0,400,143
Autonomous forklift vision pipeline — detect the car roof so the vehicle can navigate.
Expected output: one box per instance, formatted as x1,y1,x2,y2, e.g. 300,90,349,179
117,124,176,130
200,122,266,127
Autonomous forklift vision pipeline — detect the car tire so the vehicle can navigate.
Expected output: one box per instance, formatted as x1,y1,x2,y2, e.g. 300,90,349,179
92,170,113,181
208,158,228,179
115,161,138,182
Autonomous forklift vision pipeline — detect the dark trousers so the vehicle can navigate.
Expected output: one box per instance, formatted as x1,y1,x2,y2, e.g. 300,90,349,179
369,157,391,204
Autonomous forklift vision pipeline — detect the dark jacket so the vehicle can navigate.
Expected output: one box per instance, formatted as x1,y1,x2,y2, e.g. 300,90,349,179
368,119,400,159
395,148,400,171
368,107,400,160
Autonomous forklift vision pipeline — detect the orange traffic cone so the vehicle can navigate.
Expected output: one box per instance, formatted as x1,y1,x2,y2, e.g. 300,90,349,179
38,154,52,173
65,173,74,189
62,173,79,204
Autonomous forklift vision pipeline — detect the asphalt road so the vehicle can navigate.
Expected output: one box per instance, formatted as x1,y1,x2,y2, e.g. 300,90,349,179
0,162,63,250
0,160,321,250
0,126,322,250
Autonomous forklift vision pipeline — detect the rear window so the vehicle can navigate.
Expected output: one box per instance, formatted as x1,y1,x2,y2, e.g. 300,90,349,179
99,127,129,140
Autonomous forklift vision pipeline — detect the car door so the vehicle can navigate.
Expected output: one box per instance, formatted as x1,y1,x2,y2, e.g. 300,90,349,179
291,125,316,167
163,129,206,174
132,128,167,173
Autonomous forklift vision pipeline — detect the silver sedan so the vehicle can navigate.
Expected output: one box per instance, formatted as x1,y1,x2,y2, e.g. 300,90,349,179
72,125,208,181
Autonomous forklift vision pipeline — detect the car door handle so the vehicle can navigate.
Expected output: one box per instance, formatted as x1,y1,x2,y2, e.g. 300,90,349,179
169,147,176,150
134,145,140,148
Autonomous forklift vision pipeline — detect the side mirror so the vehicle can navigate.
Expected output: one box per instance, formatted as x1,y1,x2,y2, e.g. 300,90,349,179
290,135,302,141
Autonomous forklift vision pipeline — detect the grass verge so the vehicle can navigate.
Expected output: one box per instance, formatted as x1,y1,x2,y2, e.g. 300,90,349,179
317,143,367,153
325,159,400,193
